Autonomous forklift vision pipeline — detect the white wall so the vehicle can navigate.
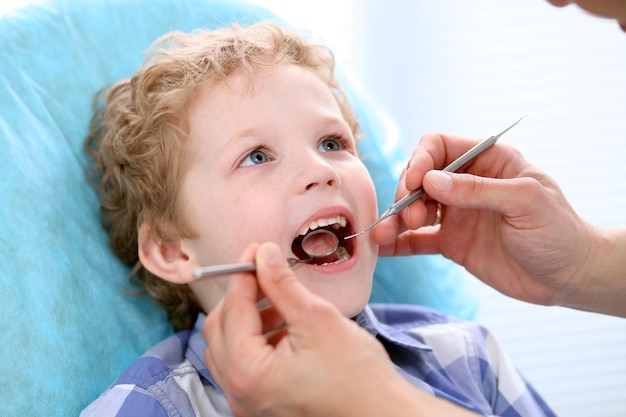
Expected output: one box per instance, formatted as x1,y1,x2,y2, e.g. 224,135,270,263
255,1,626,416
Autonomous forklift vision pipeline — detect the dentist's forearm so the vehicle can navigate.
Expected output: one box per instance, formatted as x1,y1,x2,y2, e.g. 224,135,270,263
562,225,626,317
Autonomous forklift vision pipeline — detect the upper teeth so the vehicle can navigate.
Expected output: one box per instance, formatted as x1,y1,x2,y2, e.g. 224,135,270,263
298,216,347,236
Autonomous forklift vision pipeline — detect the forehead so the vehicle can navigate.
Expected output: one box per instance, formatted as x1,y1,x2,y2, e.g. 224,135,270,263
184,64,345,153
188,63,340,124
210,64,332,101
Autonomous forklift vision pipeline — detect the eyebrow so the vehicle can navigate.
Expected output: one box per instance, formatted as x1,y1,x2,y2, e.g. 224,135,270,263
225,113,349,146
222,126,260,145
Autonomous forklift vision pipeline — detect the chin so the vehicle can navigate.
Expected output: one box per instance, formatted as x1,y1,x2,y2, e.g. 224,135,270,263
326,287,371,318
342,303,368,319
296,251,376,318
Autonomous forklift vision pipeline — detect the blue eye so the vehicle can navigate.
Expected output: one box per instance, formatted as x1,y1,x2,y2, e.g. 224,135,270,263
319,137,343,152
240,148,270,167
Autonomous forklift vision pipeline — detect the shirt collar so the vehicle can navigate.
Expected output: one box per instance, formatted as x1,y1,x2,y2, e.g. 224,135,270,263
354,305,433,352
185,305,434,393
185,313,225,395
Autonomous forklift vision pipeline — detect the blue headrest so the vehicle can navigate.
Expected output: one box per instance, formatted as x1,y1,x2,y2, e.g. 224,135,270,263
0,0,475,415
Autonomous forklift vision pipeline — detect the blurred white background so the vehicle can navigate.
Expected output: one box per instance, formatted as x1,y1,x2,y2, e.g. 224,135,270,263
254,1,626,416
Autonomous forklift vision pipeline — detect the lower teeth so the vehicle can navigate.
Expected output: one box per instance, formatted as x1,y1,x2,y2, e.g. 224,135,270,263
335,245,349,261
319,245,350,265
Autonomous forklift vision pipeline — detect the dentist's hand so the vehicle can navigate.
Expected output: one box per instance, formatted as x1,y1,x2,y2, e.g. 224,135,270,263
203,242,480,417
373,133,626,317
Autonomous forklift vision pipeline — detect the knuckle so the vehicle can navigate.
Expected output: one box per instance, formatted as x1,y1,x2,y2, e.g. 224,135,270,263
468,173,486,194
519,176,548,202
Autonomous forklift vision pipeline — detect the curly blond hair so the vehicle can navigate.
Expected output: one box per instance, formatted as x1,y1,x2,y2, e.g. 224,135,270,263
85,21,361,331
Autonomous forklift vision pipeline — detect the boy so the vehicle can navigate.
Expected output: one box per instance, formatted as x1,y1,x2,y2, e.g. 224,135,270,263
82,22,555,416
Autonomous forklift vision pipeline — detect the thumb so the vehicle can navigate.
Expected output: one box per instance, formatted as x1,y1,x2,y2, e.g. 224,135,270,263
423,170,521,212
254,242,323,326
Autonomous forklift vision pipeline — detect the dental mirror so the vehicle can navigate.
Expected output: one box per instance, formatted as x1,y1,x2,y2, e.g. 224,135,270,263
192,229,339,280
297,228,339,259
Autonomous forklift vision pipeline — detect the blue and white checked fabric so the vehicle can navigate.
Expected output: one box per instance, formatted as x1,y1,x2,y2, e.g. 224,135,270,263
81,305,556,417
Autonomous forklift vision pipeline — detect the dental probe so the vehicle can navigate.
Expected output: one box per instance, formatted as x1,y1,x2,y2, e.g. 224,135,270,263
344,115,529,240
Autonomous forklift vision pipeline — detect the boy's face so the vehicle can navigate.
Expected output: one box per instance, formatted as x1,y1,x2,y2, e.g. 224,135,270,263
180,64,379,317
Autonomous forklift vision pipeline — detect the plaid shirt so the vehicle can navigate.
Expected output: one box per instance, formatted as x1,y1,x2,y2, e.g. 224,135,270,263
81,304,556,417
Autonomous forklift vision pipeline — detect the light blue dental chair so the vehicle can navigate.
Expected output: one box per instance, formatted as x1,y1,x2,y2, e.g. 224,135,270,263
0,0,476,415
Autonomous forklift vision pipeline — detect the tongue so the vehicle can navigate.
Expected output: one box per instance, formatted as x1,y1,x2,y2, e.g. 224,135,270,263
302,230,338,258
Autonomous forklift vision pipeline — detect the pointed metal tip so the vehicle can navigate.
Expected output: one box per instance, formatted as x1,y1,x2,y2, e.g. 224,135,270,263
343,231,363,240
344,227,370,241
495,114,532,139
515,113,534,125
512,113,534,129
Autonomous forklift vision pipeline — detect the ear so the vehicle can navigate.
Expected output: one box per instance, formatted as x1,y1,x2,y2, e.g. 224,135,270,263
138,223,198,284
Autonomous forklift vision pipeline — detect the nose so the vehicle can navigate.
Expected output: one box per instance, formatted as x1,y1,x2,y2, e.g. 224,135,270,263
296,150,342,193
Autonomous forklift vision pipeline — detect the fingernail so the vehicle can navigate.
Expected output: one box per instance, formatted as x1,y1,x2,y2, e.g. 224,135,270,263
428,171,453,191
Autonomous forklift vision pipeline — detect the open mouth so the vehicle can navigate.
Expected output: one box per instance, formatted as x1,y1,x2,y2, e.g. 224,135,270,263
291,216,355,265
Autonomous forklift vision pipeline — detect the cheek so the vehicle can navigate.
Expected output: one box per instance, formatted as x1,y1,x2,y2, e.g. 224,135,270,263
179,187,247,263
194,191,287,262
354,167,378,214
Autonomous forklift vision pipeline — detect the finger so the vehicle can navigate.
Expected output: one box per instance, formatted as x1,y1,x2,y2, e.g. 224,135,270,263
423,170,541,216
391,170,429,233
372,197,443,246
265,326,289,347
422,200,444,227
371,166,422,245
406,133,481,191
378,228,442,257
258,304,286,335
371,209,409,246
220,246,266,345
405,134,441,191
254,242,333,332
204,244,264,379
